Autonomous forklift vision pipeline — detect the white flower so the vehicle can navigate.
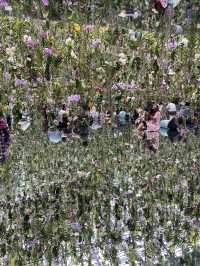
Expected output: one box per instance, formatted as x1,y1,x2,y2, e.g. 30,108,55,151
118,10,126,18
70,50,77,59
6,46,16,57
168,69,175,75
128,29,137,41
118,53,127,65
65,37,74,47
178,37,189,47
195,53,200,60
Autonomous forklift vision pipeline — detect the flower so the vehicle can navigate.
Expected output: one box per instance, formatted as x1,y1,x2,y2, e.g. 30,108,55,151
23,35,34,48
73,23,81,33
44,47,52,57
178,37,189,47
0,0,8,9
99,26,109,33
6,46,16,57
174,24,183,34
3,72,11,81
65,37,74,48
128,30,137,41
166,39,177,49
41,0,49,6
70,222,82,231
118,10,140,19
112,82,135,91
90,38,101,49
15,78,27,87
67,95,80,103
83,24,94,33
118,53,128,65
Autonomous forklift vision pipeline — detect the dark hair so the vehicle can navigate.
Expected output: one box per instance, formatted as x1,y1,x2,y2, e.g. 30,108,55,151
178,117,184,125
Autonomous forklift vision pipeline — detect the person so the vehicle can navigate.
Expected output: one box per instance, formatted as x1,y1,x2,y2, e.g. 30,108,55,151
145,103,161,153
167,115,188,142
166,100,177,119
0,106,11,164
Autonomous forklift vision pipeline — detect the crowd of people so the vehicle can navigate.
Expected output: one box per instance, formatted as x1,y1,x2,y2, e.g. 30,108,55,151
0,98,199,164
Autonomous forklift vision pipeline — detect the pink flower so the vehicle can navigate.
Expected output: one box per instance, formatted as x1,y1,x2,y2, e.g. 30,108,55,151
42,0,49,6
83,24,94,33
44,47,52,57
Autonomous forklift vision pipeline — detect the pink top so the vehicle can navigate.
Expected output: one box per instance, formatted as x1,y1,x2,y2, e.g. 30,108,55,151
147,111,161,132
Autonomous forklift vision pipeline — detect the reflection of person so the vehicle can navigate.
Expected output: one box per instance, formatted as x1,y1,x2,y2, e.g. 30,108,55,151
0,106,11,164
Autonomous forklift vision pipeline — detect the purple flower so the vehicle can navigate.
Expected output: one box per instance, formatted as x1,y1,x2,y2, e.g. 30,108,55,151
68,94,80,103
90,38,101,49
113,82,135,91
166,39,177,49
23,35,34,48
15,78,27,87
42,0,49,6
44,47,52,57
70,222,82,231
3,72,11,81
0,0,8,9
197,79,200,87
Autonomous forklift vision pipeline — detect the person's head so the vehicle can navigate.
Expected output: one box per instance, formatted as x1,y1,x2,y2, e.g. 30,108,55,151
144,101,154,112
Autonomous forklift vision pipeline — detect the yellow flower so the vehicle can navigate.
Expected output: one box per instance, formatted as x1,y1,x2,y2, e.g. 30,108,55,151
99,26,109,33
73,23,81,33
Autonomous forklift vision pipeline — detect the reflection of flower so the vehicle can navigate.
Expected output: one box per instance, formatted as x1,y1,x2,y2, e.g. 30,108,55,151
44,47,52,57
